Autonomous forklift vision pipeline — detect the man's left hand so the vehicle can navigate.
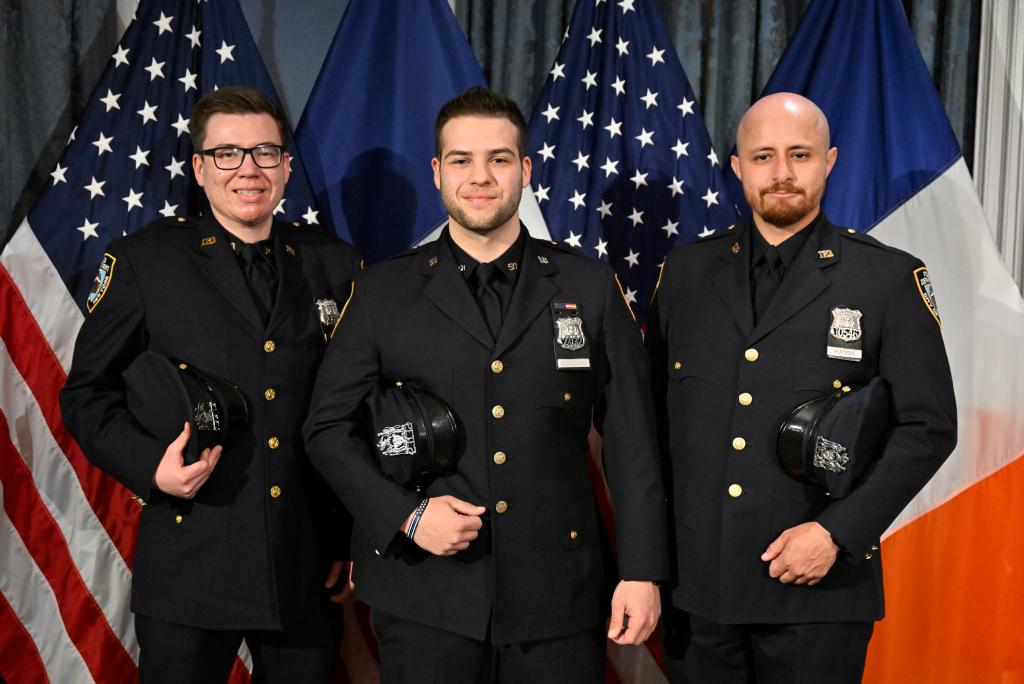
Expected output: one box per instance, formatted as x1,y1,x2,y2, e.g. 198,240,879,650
324,560,355,604
761,521,839,585
607,580,661,644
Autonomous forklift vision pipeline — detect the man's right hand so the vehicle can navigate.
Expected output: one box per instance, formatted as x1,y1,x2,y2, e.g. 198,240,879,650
404,495,486,556
153,422,222,499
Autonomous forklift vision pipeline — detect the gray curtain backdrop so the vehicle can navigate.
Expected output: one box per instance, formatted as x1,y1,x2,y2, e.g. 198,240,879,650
2,0,980,248
1,1,121,249
455,0,980,169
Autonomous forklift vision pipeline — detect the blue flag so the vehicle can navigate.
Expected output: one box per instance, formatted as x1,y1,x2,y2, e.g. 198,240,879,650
26,0,320,311
295,0,486,262
760,0,961,231
526,0,737,324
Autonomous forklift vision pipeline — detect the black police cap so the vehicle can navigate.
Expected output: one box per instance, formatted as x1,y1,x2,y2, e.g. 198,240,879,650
777,376,891,498
365,381,459,490
122,351,250,464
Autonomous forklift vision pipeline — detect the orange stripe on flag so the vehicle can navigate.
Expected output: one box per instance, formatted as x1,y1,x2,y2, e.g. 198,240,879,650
864,454,1024,683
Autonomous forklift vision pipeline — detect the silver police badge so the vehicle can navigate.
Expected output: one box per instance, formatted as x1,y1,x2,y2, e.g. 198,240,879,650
316,298,340,329
555,316,586,351
813,435,849,473
377,422,416,457
193,401,221,432
829,307,863,342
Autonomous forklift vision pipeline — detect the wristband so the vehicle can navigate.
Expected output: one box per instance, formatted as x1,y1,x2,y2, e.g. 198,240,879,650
406,498,429,540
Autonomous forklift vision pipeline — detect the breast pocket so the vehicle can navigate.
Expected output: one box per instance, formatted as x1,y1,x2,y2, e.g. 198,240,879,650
534,366,594,412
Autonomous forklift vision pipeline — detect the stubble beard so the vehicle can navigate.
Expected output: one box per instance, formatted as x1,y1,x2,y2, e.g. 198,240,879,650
443,186,522,236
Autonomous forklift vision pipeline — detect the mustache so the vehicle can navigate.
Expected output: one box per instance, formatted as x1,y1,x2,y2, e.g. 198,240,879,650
761,182,804,196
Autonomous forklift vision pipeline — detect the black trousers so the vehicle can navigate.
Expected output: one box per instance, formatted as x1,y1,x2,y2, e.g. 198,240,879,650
370,608,606,684
662,607,874,684
135,608,341,684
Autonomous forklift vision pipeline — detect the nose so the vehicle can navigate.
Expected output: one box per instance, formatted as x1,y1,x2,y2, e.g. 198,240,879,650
770,154,794,182
468,159,495,185
236,150,261,175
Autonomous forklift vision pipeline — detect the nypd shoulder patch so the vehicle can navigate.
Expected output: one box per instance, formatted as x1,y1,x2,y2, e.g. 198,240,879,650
913,266,941,326
86,253,116,313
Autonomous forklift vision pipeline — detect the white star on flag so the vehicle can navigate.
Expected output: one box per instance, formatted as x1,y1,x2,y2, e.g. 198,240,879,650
122,188,144,212
301,207,319,225
604,118,622,138
50,164,68,185
672,139,689,158
534,185,550,203
77,218,100,240
624,248,640,267
179,69,198,92
635,128,654,147
623,287,637,304
152,12,173,34
144,57,165,80
541,104,560,123
129,146,150,168
550,62,566,80
565,231,583,248
600,158,619,177
158,201,179,217
582,70,598,89
569,190,587,210
587,27,603,45
216,41,235,63
628,208,644,226
112,45,130,67
165,158,185,179
677,98,695,116
702,188,719,207
577,110,594,129
640,88,659,109
100,89,121,111
647,47,665,66
572,152,590,172
708,150,719,166
538,142,556,162
92,132,114,156
274,198,286,215
83,177,106,199
597,200,613,218
668,177,685,196
595,238,608,257
615,37,629,55
136,101,158,125
171,114,190,137
630,169,649,188
610,76,626,96
661,219,679,237
186,25,201,48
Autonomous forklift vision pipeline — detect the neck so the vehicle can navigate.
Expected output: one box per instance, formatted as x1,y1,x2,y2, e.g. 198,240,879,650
448,217,521,263
213,211,273,244
752,208,820,246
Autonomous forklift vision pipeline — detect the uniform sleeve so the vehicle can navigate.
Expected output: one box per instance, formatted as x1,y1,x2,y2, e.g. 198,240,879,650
596,271,669,582
303,276,422,553
59,245,167,498
816,259,957,560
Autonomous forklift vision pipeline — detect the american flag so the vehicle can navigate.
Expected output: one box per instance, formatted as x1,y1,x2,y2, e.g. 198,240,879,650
526,0,738,325
0,1,318,681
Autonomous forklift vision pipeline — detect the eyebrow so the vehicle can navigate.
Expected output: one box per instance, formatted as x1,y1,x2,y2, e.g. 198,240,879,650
443,147,517,159
750,144,813,153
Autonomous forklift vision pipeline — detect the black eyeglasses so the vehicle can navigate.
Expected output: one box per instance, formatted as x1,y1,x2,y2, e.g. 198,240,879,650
198,144,285,170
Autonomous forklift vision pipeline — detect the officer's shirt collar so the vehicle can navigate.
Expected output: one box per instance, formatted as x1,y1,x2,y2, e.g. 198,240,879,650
750,210,823,273
220,223,277,272
445,225,526,285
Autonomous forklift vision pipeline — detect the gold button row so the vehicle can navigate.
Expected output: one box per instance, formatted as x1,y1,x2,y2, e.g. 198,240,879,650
492,405,505,419
491,360,504,374
495,500,509,514
268,436,279,449
728,484,743,498
493,451,506,465
264,388,276,401
744,348,759,362
738,392,752,406
270,485,282,498
264,340,276,353
732,437,746,451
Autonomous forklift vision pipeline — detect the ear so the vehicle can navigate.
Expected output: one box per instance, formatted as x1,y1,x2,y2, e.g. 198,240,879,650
824,147,838,177
521,154,532,188
730,154,742,181
432,157,441,190
192,154,205,187
283,152,292,184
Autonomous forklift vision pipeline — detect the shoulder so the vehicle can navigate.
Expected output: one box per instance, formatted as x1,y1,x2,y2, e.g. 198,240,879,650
533,237,614,279
665,225,737,266
279,221,361,260
107,216,196,256
833,224,922,268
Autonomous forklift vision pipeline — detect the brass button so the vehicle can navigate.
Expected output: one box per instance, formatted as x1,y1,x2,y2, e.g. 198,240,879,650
178,363,188,370
833,379,842,389
569,530,579,540
864,552,873,560
493,451,507,465
728,484,743,498
673,361,682,370
270,485,282,498
732,437,746,451
744,348,759,362
871,544,879,551
738,392,753,406
264,388,277,401
492,405,505,419
268,436,280,449
563,392,572,402
175,514,183,524
491,360,504,374
842,385,851,393
495,500,509,513
263,340,276,353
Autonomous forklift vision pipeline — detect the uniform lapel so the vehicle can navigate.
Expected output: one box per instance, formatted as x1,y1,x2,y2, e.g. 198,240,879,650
190,215,265,332
749,218,840,344
711,226,755,336
492,237,558,359
421,232,496,350
267,230,310,335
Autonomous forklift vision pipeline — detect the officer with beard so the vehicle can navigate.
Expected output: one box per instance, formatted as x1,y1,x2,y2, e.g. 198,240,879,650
646,93,956,683
305,87,667,682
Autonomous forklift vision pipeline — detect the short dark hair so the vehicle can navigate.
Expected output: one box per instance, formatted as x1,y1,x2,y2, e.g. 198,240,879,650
189,86,289,150
434,86,528,158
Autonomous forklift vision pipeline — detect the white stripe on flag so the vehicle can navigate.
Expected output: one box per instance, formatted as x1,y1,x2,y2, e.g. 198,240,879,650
0,340,137,659
0,480,94,684
0,222,85,374
872,158,1024,533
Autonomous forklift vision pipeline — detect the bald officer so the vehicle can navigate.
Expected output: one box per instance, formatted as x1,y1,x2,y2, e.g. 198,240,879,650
647,93,957,683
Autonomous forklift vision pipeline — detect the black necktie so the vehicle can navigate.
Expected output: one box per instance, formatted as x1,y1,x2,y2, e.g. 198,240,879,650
753,246,783,324
239,243,274,326
474,262,503,339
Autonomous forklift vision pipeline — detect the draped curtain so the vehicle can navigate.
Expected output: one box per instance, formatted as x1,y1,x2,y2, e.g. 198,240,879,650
455,0,980,169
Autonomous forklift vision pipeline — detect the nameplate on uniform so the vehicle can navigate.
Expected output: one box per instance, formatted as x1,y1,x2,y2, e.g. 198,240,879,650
826,306,863,361
551,302,590,370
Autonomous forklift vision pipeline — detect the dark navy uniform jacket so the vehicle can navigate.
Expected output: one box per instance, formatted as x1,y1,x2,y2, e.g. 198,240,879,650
61,214,361,630
646,215,956,624
304,227,668,645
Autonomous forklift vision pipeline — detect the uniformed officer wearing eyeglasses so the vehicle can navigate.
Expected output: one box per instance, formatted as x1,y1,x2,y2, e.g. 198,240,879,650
61,86,362,683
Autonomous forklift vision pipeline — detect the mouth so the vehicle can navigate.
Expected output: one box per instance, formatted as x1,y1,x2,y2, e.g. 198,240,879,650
463,195,497,205
233,189,266,199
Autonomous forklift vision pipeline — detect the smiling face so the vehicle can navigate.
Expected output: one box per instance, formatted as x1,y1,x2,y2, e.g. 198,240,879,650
192,112,290,240
731,93,837,234
432,115,531,239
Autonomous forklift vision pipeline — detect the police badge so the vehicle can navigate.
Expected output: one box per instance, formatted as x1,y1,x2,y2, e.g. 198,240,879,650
551,302,590,370
315,298,340,340
826,306,863,361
